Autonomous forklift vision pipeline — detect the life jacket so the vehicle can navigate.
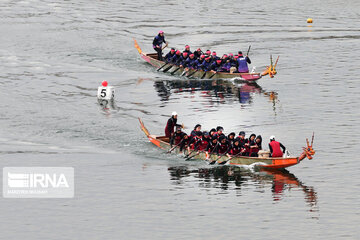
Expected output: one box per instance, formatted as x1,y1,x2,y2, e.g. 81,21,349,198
217,142,229,154
190,137,202,150
170,54,181,64
173,133,183,145
230,146,241,155
221,62,232,72
237,57,249,73
165,52,175,62
195,59,204,69
197,139,209,151
184,58,196,68
201,60,212,71
249,141,259,154
269,140,283,157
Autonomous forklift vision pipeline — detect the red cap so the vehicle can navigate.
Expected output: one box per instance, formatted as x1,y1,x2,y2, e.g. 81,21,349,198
200,55,205,58
170,49,175,52
206,50,211,54
176,50,181,55
223,54,228,58
212,52,216,56
205,57,211,61
229,53,233,57
216,60,222,64
197,48,201,51
185,45,190,49
234,55,239,59
190,54,194,58
183,52,188,56
159,30,164,34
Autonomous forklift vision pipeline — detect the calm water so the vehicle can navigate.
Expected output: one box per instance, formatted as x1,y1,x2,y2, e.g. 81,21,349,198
1,0,360,239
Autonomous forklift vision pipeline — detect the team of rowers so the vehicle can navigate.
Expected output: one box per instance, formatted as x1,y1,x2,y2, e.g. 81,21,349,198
165,112,287,159
153,30,251,74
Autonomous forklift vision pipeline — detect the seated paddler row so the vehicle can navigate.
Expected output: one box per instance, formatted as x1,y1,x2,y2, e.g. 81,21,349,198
165,112,286,158
152,31,251,73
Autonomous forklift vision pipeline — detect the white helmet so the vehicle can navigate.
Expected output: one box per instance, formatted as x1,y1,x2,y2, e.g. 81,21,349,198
172,111,177,116
270,135,275,141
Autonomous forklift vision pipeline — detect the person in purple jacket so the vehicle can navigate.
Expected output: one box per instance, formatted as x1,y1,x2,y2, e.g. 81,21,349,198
153,31,167,61
236,51,251,73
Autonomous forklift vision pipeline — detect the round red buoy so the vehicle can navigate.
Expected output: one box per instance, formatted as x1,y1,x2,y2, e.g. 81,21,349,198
102,81,108,87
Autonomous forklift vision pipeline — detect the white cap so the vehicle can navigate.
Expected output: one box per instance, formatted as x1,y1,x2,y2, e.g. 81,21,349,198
270,135,275,141
172,111,177,116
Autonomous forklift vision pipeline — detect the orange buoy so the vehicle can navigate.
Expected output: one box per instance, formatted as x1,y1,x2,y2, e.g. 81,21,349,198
307,18,313,23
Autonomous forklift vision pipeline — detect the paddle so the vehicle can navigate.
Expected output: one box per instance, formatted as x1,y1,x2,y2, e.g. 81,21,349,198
167,139,184,153
187,69,198,78
162,65,173,73
246,45,251,56
171,67,181,75
201,71,207,79
162,42,168,50
218,151,242,165
209,71,217,79
185,150,202,161
181,68,189,76
157,62,168,71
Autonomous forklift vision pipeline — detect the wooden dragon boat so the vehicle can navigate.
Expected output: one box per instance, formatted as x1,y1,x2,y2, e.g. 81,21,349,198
139,118,315,170
134,39,278,82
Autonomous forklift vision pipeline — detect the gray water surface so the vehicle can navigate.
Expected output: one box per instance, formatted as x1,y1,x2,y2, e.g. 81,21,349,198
0,0,360,239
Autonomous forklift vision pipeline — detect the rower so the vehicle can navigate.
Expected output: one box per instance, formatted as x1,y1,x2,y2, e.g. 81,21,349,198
269,136,286,157
188,131,203,154
190,124,201,138
165,111,181,138
227,132,236,145
209,60,223,72
249,135,262,157
170,126,186,147
194,131,210,151
209,128,216,137
170,50,181,64
194,55,205,69
211,51,220,61
183,45,192,55
200,57,212,72
236,51,251,73
153,30,167,61
194,48,203,59
236,131,248,156
177,52,188,67
164,48,176,63
216,135,231,156
184,54,196,69
214,126,225,139
205,50,211,58
229,139,242,157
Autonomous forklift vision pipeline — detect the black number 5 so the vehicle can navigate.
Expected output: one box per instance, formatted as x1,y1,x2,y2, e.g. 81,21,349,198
101,89,106,97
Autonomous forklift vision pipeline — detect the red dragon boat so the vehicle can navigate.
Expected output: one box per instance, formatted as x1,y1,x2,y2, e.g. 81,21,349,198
139,118,315,170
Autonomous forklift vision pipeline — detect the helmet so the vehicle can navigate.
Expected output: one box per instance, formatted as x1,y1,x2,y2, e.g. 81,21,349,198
270,135,275,141
172,111,178,116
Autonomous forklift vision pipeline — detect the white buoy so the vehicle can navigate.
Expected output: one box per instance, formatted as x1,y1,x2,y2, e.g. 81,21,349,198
251,66,256,73
97,81,114,100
